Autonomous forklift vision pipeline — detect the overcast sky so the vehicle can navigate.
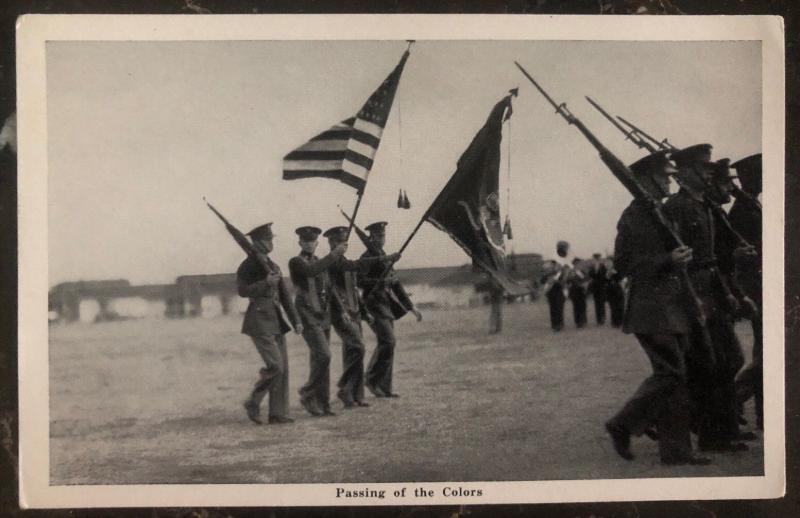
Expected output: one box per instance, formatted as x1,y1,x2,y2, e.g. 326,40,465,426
47,40,761,286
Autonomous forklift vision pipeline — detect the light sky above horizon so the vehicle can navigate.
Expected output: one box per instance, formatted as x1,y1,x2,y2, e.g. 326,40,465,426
47,40,761,287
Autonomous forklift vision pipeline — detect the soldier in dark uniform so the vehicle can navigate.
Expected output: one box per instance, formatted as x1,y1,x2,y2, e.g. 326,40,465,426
589,253,610,325
238,223,302,425
544,240,571,331
664,144,750,452
605,151,710,465
289,226,347,417
322,226,399,408
728,154,763,429
568,258,588,329
358,222,422,398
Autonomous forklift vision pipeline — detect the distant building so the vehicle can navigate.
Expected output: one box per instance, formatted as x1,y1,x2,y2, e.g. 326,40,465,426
49,252,546,323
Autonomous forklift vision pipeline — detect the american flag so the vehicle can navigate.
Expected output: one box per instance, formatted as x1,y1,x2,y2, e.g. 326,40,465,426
282,50,410,192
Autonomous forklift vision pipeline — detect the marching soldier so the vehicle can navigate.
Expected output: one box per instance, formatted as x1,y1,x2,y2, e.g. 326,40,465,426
728,154,763,429
322,226,399,408
238,223,302,425
359,221,422,398
289,226,347,417
568,257,588,329
589,253,610,325
605,151,709,465
544,240,572,332
663,143,750,452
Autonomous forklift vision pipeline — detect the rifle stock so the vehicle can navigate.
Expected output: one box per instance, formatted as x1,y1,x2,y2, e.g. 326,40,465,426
205,199,277,275
515,62,715,366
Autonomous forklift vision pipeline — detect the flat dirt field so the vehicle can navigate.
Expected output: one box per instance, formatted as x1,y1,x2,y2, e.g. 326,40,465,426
49,301,763,484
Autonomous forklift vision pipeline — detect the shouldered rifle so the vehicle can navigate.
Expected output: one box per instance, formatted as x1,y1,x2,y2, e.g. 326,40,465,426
515,62,715,365
204,198,277,275
585,97,659,154
339,206,382,256
614,115,758,248
616,116,677,152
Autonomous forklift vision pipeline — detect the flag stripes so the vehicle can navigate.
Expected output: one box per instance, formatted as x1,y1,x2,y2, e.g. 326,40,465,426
282,50,410,192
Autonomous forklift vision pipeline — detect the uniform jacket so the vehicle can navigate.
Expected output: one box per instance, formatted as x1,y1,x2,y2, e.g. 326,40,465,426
288,251,342,329
237,254,299,337
614,198,690,335
589,263,610,297
358,248,413,320
328,255,382,323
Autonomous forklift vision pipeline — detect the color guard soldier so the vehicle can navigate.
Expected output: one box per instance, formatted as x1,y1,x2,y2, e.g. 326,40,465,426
664,144,749,452
358,221,422,398
238,223,301,425
605,151,709,465
322,226,399,408
289,226,347,417
728,154,763,429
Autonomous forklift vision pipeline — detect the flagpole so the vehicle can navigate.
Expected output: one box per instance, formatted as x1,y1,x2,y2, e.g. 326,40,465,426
345,188,366,240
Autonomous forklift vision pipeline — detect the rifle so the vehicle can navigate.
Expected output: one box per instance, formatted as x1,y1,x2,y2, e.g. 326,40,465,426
616,115,677,152
585,97,658,153
338,206,382,256
515,62,715,365
204,198,277,276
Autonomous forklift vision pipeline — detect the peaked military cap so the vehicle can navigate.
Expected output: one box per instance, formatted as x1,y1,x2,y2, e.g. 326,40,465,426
365,221,388,235
323,226,348,240
710,158,735,182
669,143,713,167
295,226,322,241
730,153,762,193
628,150,677,177
246,222,274,240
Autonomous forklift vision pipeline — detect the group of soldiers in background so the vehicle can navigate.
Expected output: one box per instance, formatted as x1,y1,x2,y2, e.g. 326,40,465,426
600,145,763,465
238,222,421,425
542,244,625,331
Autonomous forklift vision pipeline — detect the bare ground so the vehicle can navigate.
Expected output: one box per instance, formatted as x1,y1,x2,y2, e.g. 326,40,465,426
49,302,763,484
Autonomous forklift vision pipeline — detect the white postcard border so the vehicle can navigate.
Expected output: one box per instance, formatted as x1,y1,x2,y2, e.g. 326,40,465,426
17,14,786,508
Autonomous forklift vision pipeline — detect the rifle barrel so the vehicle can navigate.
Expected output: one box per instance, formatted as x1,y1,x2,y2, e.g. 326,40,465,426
514,62,561,112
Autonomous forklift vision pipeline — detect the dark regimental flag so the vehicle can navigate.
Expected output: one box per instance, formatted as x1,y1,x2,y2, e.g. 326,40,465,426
282,50,411,192
425,91,527,296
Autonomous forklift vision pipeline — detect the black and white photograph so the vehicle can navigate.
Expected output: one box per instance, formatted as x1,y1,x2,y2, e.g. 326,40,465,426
16,14,785,508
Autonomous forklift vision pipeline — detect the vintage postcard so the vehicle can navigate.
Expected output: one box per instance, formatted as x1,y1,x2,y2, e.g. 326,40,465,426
16,14,784,508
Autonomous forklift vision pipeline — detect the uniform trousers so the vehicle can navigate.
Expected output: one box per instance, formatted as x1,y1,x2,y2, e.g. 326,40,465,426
248,334,290,419
569,286,587,328
298,325,332,411
609,333,693,463
546,287,565,331
687,307,746,446
736,288,763,429
332,317,366,403
593,290,607,325
366,316,396,394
